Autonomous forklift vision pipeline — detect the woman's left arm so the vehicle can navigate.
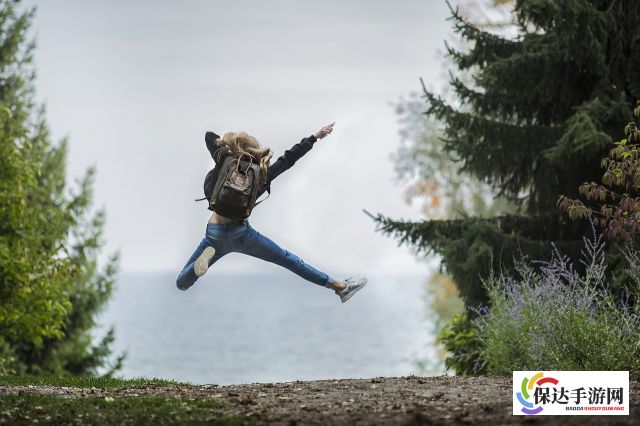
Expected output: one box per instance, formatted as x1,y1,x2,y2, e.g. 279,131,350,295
266,122,335,183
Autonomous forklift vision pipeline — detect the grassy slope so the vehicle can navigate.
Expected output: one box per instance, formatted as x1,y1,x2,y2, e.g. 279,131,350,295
0,375,184,388
0,376,247,425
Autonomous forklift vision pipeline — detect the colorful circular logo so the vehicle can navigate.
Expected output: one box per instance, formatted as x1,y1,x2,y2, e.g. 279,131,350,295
516,372,559,415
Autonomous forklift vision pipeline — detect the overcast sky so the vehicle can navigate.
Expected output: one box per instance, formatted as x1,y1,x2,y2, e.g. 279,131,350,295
25,0,455,277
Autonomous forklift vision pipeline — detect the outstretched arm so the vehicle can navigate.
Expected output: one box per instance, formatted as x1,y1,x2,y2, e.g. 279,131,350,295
267,122,335,183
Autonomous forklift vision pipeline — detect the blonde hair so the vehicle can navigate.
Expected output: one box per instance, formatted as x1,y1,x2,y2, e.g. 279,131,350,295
214,131,272,186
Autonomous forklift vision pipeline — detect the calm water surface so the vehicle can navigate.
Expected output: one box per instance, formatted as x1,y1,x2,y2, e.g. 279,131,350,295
96,272,438,385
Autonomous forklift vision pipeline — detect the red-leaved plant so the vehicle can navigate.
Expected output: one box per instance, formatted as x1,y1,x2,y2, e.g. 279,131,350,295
558,101,640,240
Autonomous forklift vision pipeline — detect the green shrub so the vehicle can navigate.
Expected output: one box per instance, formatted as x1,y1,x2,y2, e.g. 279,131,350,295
475,232,640,379
437,312,485,375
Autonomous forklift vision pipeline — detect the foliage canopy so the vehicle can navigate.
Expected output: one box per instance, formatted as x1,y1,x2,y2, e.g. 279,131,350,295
0,0,121,375
373,0,640,307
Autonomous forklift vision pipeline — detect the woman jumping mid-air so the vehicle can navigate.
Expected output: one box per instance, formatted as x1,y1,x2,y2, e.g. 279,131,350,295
176,122,367,303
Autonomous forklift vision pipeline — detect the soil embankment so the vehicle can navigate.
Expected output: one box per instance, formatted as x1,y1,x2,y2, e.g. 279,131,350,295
1,375,638,425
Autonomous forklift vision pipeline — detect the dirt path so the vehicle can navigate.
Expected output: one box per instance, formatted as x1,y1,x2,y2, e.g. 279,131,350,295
1,376,638,425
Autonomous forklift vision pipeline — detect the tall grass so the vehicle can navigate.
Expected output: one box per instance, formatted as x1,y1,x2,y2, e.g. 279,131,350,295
475,231,640,379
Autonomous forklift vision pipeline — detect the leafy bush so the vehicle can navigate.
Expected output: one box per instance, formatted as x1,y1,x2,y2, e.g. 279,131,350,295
437,312,485,375
558,101,640,240
475,230,640,379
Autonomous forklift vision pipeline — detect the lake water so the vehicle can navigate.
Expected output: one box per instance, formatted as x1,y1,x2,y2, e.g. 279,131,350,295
96,272,439,385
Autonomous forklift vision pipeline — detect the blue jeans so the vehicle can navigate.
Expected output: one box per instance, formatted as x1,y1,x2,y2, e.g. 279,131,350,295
176,220,332,290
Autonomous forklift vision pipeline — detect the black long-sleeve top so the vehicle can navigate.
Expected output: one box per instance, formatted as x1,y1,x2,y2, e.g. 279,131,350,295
204,131,318,198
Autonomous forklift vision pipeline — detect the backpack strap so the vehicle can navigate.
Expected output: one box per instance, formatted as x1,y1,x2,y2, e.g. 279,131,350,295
209,156,238,207
254,193,270,207
254,186,271,207
194,197,207,202
244,162,262,216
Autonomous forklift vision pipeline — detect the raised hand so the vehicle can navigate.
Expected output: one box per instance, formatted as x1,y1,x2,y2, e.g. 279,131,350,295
314,122,336,140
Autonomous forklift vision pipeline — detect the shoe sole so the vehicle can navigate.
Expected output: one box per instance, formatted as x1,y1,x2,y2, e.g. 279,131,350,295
341,278,368,303
194,246,216,277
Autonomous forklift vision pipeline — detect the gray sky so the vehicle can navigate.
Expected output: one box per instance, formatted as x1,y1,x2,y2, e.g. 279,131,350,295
26,0,454,276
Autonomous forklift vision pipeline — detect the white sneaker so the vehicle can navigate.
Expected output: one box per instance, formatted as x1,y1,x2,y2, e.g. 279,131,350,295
336,277,367,303
194,246,216,277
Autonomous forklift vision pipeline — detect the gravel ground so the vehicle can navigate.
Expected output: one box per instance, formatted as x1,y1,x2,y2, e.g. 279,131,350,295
1,375,638,425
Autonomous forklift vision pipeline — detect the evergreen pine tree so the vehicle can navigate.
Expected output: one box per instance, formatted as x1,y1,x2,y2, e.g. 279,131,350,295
370,0,640,307
0,0,122,375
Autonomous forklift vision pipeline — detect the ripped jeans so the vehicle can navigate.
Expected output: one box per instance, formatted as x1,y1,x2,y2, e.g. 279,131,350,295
176,220,332,290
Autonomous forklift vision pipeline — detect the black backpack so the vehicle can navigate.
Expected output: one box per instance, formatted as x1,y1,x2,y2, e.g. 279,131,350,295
201,154,268,220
